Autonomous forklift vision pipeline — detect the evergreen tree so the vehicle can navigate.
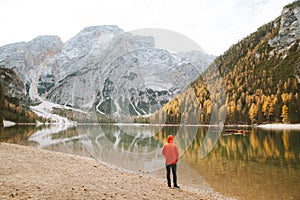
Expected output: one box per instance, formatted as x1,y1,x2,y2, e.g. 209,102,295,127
281,104,289,123
288,95,300,123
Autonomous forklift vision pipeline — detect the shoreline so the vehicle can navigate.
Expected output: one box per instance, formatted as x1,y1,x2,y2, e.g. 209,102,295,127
0,142,231,200
4,119,300,129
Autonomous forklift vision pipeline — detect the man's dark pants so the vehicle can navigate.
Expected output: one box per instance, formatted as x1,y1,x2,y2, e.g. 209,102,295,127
165,164,177,187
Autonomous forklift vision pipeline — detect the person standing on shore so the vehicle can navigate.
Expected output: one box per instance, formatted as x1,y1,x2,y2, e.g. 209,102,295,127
162,135,180,188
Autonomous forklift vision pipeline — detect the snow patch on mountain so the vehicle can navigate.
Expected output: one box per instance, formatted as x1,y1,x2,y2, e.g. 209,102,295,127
30,101,80,124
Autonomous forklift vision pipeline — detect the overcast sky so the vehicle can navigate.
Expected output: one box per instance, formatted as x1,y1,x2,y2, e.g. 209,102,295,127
0,0,294,55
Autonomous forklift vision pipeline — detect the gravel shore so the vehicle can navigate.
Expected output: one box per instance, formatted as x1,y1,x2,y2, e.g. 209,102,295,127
0,142,221,199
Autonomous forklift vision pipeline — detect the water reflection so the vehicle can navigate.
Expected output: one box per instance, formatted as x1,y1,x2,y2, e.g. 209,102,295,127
0,125,46,145
1,125,299,170
182,127,300,199
88,124,165,172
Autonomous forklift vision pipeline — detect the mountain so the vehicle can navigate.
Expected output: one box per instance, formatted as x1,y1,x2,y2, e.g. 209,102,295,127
151,1,300,125
0,25,214,123
0,36,63,93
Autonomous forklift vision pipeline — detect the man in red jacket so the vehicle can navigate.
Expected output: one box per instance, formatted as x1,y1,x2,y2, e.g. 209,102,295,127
162,135,180,188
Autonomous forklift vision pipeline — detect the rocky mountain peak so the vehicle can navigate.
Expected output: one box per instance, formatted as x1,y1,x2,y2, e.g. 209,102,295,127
268,4,300,52
63,25,123,58
0,35,63,88
0,25,214,121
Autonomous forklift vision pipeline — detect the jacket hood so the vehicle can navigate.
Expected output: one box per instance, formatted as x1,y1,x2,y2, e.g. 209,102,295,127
167,135,174,143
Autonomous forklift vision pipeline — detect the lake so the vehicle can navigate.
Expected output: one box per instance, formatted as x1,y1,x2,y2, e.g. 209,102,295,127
1,124,299,199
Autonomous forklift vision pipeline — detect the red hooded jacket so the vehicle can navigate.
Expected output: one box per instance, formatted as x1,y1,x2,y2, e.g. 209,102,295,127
162,135,179,165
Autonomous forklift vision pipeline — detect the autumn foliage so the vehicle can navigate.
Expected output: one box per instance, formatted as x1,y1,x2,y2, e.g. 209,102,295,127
151,13,300,125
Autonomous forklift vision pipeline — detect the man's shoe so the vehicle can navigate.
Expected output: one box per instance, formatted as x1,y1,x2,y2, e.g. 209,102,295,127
174,185,180,189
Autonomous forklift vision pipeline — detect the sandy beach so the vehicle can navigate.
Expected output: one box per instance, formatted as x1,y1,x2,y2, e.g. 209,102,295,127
0,142,220,200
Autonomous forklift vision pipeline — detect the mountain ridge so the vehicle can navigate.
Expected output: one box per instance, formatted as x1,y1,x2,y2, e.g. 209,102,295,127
0,25,214,124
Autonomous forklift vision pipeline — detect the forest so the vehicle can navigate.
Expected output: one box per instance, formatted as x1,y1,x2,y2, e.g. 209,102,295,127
147,9,300,125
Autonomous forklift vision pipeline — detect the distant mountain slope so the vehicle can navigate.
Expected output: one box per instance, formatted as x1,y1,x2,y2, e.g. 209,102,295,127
0,26,214,123
0,67,41,123
152,1,300,124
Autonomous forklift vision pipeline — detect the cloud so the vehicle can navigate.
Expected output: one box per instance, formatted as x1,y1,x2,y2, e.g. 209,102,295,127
0,0,294,55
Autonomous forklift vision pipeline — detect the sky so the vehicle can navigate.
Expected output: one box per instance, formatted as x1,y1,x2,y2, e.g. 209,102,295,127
0,0,295,56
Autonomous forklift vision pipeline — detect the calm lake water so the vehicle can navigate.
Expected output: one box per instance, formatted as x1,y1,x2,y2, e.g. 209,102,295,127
1,124,299,199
